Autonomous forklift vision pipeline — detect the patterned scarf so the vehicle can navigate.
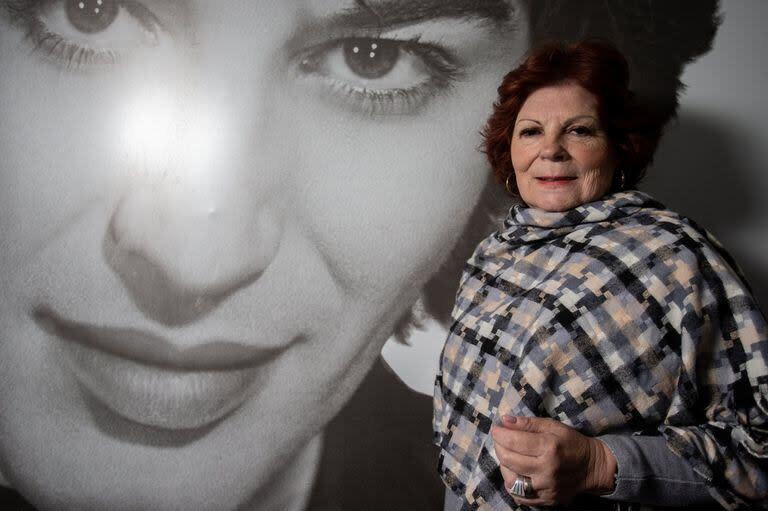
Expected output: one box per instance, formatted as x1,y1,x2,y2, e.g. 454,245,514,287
433,191,768,510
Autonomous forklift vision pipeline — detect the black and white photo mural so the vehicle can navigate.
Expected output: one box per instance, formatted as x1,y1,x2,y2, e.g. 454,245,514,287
1,0,764,510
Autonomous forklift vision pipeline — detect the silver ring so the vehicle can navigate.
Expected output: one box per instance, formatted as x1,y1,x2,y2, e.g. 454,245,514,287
508,474,534,498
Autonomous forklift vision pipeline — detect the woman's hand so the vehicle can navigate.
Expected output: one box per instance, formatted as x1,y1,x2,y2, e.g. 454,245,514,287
490,415,617,507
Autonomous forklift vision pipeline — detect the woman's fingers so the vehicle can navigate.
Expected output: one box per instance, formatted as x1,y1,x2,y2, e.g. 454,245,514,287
499,464,530,494
493,441,538,475
493,416,600,506
490,424,551,456
499,464,552,506
501,415,565,434
492,427,559,506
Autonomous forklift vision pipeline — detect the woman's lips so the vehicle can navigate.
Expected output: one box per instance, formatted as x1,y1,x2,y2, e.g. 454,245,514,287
535,175,577,187
32,306,286,430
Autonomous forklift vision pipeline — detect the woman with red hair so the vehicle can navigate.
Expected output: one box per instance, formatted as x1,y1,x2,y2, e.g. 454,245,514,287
434,40,768,511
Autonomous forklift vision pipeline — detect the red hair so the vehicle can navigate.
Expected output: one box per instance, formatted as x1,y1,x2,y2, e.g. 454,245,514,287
482,40,662,195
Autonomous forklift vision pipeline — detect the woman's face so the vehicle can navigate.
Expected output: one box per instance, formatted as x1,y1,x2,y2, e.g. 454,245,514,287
511,83,615,212
0,0,528,509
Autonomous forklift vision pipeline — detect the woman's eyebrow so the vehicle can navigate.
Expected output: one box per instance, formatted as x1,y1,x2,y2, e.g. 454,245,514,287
564,115,599,125
515,115,599,126
320,0,513,30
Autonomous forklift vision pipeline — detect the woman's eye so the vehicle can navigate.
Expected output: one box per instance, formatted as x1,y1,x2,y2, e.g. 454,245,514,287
298,36,461,116
568,125,594,136
14,0,161,70
518,128,540,137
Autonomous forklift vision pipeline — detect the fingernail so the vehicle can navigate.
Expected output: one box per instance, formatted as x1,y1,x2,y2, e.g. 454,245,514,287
502,415,517,424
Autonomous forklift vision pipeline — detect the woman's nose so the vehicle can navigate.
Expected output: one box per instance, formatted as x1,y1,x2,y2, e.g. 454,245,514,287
104,184,281,326
539,135,568,162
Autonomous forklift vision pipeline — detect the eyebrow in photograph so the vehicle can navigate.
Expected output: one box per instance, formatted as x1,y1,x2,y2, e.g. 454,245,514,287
1,0,30,20
332,0,514,30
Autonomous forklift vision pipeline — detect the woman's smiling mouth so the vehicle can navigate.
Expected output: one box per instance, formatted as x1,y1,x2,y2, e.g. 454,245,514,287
535,176,577,187
32,306,288,430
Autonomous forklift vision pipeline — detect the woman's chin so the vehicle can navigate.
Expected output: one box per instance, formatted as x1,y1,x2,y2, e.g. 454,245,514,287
531,198,580,212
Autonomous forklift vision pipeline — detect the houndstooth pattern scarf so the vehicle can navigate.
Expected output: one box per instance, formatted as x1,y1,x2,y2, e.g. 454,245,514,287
433,191,768,510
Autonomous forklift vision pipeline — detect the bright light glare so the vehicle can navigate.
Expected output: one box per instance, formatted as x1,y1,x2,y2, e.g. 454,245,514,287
116,88,224,187
120,90,176,169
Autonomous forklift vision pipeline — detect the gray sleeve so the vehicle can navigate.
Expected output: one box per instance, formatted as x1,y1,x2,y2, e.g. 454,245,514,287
598,434,716,506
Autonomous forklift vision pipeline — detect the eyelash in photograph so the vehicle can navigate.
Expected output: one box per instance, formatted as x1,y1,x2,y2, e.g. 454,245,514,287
3,1,465,116
296,37,464,116
6,0,159,71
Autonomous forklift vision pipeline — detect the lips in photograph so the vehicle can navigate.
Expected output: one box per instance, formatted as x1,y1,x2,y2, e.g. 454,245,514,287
33,306,287,430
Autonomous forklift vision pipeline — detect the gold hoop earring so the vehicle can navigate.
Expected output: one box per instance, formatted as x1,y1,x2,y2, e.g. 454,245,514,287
614,168,626,190
505,174,517,196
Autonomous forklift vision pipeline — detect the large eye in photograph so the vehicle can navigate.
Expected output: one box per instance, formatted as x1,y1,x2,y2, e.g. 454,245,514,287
299,36,460,115
12,0,163,70
64,0,118,33
341,38,399,79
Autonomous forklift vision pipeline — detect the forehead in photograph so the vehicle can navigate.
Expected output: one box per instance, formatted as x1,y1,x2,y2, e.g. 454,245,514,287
303,0,516,28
